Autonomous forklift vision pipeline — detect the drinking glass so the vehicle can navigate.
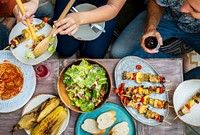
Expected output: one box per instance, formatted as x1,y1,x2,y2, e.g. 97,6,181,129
34,64,50,78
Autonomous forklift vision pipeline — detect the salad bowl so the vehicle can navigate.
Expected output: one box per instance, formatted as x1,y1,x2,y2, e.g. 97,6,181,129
57,59,112,113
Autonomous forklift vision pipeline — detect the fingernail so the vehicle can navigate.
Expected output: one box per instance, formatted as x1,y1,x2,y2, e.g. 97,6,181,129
53,25,55,28
53,33,56,37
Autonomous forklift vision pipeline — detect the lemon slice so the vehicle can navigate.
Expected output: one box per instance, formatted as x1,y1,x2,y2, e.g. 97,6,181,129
22,29,31,40
136,71,143,84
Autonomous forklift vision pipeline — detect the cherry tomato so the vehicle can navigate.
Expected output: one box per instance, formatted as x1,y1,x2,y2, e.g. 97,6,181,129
123,97,127,106
119,87,124,94
121,83,125,89
160,87,163,94
160,76,165,83
120,94,124,101
141,96,144,103
137,104,141,110
113,88,119,94
132,73,136,80
136,64,142,70
156,115,161,122
185,104,191,110
43,17,49,23
163,102,168,109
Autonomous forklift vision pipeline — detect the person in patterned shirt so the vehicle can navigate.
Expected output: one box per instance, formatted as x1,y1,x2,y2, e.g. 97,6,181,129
110,0,200,59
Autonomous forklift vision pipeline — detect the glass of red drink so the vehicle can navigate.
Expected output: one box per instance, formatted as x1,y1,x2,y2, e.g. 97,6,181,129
34,64,50,78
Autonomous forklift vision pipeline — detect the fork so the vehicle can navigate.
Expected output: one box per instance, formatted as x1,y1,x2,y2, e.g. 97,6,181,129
70,7,106,33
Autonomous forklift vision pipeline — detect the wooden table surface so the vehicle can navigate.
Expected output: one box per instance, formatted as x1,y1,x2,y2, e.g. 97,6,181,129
1,58,199,135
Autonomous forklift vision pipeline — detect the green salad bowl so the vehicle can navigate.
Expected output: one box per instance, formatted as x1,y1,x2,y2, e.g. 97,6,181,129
57,58,112,113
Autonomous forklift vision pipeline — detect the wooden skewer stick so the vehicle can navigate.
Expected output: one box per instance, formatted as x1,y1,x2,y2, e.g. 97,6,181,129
168,105,174,108
165,79,171,83
2,46,10,51
165,87,171,92
163,120,172,125
123,95,131,97
118,74,123,76
173,115,180,121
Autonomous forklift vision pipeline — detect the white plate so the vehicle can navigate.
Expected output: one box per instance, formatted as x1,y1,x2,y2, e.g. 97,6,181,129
22,94,70,135
9,18,57,65
73,3,105,41
0,50,36,113
114,56,169,126
173,80,200,126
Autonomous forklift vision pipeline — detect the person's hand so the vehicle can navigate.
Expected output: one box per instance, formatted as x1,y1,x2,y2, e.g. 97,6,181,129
140,28,163,54
13,0,39,25
53,13,81,36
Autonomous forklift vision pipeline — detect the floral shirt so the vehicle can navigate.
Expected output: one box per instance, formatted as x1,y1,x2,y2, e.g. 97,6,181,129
156,0,200,33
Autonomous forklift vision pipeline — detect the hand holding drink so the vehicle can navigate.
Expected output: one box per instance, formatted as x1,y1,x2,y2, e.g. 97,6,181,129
145,36,160,50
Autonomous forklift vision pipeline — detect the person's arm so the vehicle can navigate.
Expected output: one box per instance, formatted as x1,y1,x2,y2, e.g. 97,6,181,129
54,0,126,36
140,0,165,53
78,0,126,24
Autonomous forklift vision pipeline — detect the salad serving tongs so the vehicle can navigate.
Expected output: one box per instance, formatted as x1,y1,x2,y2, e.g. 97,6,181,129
70,7,106,33
33,0,75,57
16,0,39,42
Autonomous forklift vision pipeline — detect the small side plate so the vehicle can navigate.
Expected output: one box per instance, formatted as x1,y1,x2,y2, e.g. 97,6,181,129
73,3,105,41
173,80,200,127
9,18,57,65
76,102,136,135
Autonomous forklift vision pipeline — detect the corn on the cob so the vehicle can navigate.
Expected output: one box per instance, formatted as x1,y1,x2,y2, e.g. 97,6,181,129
11,97,60,133
31,106,67,135
37,97,61,122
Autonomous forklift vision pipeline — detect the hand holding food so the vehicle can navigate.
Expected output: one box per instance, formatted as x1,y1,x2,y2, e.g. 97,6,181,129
13,0,39,24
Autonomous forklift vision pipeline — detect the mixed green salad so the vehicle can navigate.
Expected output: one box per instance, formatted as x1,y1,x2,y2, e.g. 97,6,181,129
63,60,109,112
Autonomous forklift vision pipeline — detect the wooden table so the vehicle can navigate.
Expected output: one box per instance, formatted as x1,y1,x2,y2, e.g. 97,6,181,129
0,58,199,135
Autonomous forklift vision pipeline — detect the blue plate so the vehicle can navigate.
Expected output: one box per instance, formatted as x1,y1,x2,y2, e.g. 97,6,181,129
76,102,136,135
0,50,36,113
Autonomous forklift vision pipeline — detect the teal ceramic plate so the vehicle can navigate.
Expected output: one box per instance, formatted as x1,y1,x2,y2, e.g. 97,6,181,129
76,102,136,135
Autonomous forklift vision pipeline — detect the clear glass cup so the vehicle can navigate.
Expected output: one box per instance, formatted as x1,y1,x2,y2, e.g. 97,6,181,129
34,64,50,78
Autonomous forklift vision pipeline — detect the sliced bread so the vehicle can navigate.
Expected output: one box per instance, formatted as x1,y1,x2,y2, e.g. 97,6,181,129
81,119,106,135
97,110,116,130
109,121,129,135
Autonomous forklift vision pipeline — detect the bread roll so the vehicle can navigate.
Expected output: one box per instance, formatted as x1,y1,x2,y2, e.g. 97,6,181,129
109,121,129,135
97,110,116,130
81,119,106,135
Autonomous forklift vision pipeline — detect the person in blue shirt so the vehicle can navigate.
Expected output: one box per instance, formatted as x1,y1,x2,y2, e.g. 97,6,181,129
110,0,200,59
53,0,126,58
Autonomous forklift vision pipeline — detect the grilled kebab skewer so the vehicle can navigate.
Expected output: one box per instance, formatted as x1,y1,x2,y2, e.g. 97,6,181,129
122,71,169,84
